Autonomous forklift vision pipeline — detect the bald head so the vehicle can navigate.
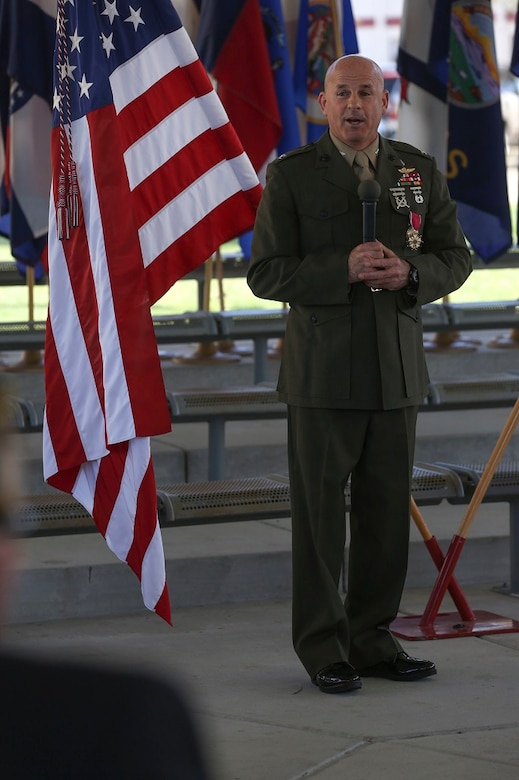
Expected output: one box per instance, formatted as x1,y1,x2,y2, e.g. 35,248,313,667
324,55,384,91
318,55,388,150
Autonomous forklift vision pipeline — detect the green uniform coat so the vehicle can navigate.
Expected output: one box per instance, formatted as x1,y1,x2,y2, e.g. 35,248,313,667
248,132,472,411
247,131,472,677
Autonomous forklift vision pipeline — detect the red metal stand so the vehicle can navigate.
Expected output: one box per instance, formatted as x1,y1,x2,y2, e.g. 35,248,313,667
392,610,519,640
392,417,519,642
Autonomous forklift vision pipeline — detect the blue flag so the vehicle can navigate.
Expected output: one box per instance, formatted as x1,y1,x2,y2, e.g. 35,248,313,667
262,0,301,156
240,0,301,258
0,0,54,278
398,0,511,264
294,0,358,143
511,1,519,77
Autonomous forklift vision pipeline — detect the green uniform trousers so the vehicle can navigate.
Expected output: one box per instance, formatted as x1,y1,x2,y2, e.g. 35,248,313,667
287,405,418,678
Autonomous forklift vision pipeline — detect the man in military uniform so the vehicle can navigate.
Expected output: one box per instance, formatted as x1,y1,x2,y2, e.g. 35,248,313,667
247,55,472,694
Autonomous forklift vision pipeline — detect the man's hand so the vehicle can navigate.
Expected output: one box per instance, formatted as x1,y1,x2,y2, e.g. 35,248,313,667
348,240,411,291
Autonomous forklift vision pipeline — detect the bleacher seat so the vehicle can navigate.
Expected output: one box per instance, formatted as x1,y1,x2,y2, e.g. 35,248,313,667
444,300,519,329
427,373,519,408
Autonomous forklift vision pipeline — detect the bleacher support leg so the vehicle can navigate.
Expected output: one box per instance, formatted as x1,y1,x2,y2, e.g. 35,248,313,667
208,416,225,481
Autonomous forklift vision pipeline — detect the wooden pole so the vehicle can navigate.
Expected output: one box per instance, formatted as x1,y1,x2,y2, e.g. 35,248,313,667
173,252,239,365
6,266,43,371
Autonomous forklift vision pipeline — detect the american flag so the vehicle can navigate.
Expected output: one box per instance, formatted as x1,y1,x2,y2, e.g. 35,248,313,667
44,0,261,622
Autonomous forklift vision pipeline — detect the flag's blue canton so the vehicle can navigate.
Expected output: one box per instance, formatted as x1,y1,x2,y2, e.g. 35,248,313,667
54,0,183,125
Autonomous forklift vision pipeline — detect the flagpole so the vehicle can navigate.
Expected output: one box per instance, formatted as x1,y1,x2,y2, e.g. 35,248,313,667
6,266,43,371
331,0,343,57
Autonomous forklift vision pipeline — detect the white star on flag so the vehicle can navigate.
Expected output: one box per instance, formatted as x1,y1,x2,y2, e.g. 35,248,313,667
125,6,144,31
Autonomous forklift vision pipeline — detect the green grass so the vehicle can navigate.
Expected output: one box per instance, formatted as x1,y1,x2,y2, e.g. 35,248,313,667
0,235,517,323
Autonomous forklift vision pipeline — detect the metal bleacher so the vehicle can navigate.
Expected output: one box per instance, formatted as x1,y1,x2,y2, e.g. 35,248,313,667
9,454,519,594
426,372,519,410
6,396,41,432
15,462,469,535
443,300,519,331
157,474,291,526
213,308,288,383
167,385,286,480
8,367,519,480
1,300,518,367
421,302,451,330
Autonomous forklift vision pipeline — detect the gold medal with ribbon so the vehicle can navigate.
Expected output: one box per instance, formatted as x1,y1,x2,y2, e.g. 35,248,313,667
406,212,423,249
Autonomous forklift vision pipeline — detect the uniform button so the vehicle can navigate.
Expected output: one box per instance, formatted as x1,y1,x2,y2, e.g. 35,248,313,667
320,210,328,218
319,154,330,161
310,314,318,324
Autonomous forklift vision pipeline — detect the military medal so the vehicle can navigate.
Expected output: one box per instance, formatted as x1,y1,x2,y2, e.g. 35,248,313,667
406,212,423,249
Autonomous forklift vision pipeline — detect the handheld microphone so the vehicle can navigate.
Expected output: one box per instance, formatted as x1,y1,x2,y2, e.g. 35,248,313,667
357,179,382,291
357,179,381,242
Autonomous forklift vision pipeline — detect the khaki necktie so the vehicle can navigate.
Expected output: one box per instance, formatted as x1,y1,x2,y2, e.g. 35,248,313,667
353,150,373,181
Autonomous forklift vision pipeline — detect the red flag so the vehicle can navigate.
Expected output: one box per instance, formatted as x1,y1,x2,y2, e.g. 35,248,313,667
44,0,261,622
195,0,282,173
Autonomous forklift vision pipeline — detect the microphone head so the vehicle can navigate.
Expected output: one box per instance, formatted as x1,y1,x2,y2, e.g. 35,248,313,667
357,179,381,203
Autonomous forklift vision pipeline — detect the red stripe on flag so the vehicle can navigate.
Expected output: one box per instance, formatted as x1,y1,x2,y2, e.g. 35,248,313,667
145,188,261,304
91,441,129,536
86,106,170,436
117,60,213,147
154,587,172,625
132,125,251,227
44,322,84,494
126,457,158,578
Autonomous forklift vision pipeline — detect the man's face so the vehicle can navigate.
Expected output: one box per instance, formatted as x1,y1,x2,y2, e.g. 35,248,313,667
318,56,388,150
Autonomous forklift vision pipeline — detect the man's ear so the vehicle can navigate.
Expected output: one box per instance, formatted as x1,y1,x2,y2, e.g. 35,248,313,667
317,91,327,116
381,90,389,116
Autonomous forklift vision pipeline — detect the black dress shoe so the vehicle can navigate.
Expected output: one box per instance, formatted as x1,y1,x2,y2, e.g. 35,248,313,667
312,662,362,694
359,651,437,681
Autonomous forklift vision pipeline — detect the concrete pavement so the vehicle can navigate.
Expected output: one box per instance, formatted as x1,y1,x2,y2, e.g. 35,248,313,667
3,327,519,777
4,586,519,779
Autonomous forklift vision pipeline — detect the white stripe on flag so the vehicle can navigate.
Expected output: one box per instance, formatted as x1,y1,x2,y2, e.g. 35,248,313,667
124,91,228,190
74,116,135,444
141,522,168,612
110,28,197,113
46,195,108,464
105,437,151,558
72,461,100,516
139,154,256,267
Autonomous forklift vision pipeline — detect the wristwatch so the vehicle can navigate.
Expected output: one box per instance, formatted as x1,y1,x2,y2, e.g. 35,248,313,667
406,265,419,296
